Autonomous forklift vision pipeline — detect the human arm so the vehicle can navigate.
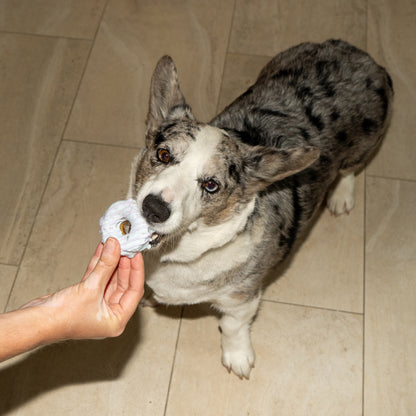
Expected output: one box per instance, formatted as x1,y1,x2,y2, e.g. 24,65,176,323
0,238,144,362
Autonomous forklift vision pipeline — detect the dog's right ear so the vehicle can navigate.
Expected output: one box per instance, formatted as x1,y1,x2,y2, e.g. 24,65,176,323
146,56,194,142
243,145,320,192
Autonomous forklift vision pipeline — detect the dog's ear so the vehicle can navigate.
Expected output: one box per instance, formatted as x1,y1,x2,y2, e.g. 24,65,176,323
244,145,320,190
146,56,194,138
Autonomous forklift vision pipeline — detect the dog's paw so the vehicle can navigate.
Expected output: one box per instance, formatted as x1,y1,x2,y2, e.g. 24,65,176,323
222,347,255,379
327,192,355,215
327,174,355,216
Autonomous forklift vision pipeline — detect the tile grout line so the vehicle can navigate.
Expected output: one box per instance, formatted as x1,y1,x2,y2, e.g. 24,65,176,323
0,2,110,43
227,50,275,60
261,298,364,316
3,0,111,312
0,29,94,42
214,0,238,115
60,0,110,143
366,173,416,184
364,0,368,54
362,169,367,415
0,262,16,268
363,1,369,410
163,306,184,416
2,267,18,314
63,137,141,151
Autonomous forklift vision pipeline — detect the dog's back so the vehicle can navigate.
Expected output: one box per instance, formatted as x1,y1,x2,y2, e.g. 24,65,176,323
211,39,393,265
213,39,393,158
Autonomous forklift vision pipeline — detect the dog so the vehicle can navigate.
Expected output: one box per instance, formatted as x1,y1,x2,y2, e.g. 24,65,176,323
127,39,393,378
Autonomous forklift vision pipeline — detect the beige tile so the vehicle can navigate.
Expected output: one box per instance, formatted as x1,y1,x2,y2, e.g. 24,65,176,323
229,0,366,57
0,265,17,312
217,53,271,113
0,34,91,266
0,0,106,39
364,177,416,415
64,0,235,147
366,0,416,181
167,302,362,415
6,141,136,310
263,173,365,313
0,306,181,415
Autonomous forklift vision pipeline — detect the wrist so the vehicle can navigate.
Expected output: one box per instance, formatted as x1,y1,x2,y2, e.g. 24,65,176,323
33,303,71,345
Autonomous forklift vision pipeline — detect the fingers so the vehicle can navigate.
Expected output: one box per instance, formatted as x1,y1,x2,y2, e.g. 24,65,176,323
116,256,132,291
104,256,131,304
83,238,121,291
106,253,144,305
81,241,144,336
129,253,145,292
117,253,145,317
82,242,104,282
100,238,121,267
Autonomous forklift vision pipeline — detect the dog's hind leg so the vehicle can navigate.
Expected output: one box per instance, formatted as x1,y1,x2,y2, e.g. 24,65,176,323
217,294,261,379
327,171,356,216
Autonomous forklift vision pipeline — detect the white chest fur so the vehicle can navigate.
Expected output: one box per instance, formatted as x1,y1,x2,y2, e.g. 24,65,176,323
145,230,254,305
161,199,256,263
144,199,259,305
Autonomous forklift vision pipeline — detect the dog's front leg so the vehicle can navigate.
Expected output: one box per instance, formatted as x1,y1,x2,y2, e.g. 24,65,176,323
217,294,261,379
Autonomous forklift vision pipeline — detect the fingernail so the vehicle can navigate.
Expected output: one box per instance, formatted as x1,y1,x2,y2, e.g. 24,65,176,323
104,237,116,253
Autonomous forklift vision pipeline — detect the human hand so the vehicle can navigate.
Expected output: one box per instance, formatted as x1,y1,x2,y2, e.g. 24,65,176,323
22,238,145,342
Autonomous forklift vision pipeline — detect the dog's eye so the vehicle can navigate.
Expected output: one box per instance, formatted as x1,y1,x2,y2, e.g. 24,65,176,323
157,148,171,164
204,179,220,193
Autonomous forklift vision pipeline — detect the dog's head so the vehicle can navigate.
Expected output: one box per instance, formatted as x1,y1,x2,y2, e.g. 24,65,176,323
130,56,319,248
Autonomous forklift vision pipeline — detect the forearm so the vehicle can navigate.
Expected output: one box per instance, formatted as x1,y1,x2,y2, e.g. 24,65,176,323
0,306,62,362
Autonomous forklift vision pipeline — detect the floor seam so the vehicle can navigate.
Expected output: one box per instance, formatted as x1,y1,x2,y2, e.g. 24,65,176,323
366,173,416,184
163,306,184,416
261,298,364,316
362,167,368,415
215,0,238,115
0,29,94,42
63,137,141,151
60,0,110,142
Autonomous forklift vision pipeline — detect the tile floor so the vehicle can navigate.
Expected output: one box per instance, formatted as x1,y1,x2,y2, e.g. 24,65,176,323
0,0,415,414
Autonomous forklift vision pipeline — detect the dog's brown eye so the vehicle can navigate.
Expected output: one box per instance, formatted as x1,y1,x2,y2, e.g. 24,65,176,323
157,148,170,164
204,179,219,193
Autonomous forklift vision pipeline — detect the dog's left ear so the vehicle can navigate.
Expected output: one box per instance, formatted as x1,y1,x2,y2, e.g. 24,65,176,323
146,56,194,139
244,145,320,190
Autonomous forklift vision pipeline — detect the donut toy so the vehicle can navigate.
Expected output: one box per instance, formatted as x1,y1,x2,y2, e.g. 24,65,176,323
99,199,154,258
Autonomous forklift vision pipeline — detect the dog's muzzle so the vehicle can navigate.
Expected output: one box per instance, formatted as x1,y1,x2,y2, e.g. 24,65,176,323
142,194,171,224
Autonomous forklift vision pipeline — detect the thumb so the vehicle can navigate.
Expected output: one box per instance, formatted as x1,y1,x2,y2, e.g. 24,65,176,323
83,238,121,291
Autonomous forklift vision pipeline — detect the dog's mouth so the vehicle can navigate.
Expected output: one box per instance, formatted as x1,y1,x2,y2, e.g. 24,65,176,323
149,232,163,247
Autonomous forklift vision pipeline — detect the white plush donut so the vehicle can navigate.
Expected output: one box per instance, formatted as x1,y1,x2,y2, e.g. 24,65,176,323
99,199,154,258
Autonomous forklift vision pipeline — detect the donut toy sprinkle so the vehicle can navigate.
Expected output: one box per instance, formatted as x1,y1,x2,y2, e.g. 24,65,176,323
99,199,154,258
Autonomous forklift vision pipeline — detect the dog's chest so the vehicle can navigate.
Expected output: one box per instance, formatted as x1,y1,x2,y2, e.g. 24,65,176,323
144,231,254,305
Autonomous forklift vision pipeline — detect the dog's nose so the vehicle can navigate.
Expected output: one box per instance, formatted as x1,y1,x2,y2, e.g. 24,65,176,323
142,194,171,224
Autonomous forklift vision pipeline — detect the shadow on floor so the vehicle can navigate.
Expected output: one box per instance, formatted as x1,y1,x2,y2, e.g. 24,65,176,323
0,311,142,414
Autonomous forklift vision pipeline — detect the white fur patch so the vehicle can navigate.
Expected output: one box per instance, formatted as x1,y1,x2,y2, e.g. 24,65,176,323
327,173,355,215
136,125,224,236
161,198,255,263
144,222,263,306
127,149,145,200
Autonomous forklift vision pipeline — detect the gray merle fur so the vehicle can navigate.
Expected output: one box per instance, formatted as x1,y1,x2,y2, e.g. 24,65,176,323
211,39,393,264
